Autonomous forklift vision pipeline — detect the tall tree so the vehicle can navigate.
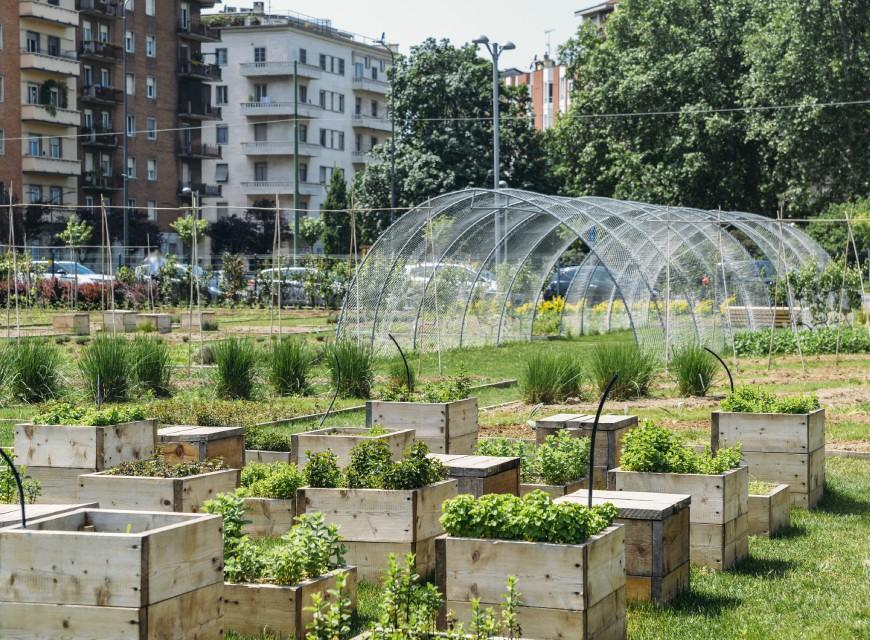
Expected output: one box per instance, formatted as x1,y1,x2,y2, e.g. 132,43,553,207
320,169,351,256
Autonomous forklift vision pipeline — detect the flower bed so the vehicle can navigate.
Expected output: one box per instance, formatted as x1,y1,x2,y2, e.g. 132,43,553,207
291,426,415,467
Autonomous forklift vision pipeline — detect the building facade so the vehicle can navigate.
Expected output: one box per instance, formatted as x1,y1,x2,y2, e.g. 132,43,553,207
574,0,619,26
200,8,392,252
502,54,571,131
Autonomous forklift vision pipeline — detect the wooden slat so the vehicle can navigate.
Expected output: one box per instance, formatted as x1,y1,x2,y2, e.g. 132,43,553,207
567,414,638,432
292,427,414,467
143,582,224,640
0,503,98,528
243,497,297,537
520,479,586,498
367,398,478,455
712,409,824,454
245,449,291,465
343,539,436,583
558,489,692,520
446,600,586,640
0,601,145,639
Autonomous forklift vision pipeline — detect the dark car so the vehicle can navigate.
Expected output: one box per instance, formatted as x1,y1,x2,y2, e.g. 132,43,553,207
543,265,615,303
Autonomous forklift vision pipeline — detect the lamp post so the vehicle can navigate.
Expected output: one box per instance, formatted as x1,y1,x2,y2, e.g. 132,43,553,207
377,35,398,225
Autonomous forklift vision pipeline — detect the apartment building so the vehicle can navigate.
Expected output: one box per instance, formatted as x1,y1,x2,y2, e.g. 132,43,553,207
200,7,392,246
574,0,619,26
502,54,571,131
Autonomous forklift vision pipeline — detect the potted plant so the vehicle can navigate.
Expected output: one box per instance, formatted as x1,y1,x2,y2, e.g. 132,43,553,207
239,461,304,536
437,491,624,640
748,479,790,537
366,369,478,454
292,425,415,467
298,440,457,582
609,423,748,570
79,456,240,512
713,386,824,508
245,426,293,464
204,491,356,640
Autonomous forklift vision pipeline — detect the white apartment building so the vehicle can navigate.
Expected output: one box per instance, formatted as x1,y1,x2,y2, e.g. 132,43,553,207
200,9,392,250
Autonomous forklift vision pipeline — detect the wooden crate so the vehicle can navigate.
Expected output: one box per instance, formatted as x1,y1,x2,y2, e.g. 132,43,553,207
608,466,749,571
158,424,246,469
712,409,825,508
298,479,458,582
103,310,141,332
224,567,357,639
181,311,217,329
748,484,790,537
243,496,297,537
79,468,240,513
15,419,157,470
428,453,520,497
0,508,224,640
291,426,415,467
26,466,92,503
52,312,89,335
366,398,478,454
436,525,626,640
0,502,98,528
246,449,292,465
557,490,690,604
137,313,172,333
520,478,587,498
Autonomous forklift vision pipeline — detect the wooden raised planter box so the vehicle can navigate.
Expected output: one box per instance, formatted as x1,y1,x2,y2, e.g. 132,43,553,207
520,478,587,498
52,312,90,335
246,449,292,465
103,309,140,332
298,479,458,582
158,425,246,469
436,525,626,640
0,502,98,528
366,397,478,454
137,313,172,333
712,409,825,508
79,468,240,513
557,490,690,604
224,567,357,639
748,484,790,537
608,466,749,571
14,419,157,503
181,311,217,329
428,453,520,497
243,496,297,537
0,508,224,639
291,426,415,467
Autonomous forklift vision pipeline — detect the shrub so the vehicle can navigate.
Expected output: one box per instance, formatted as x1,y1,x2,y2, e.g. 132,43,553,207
244,427,292,451
381,367,472,403
32,402,146,426
588,342,659,399
0,454,41,504
129,335,171,397
104,456,227,478
386,358,416,394
305,450,342,488
268,338,314,395
326,340,373,398
343,439,394,488
520,352,583,404
720,385,820,414
620,423,742,475
670,342,718,396
211,337,258,400
241,462,304,500
3,339,61,402
537,430,590,485
380,442,447,490
149,398,280,428
477,437,538,482
78,334,130,402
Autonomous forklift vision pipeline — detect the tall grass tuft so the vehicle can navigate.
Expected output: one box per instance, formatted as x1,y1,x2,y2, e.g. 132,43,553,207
212,337,258,399
588,342,659,399
326,340,374,398
130,335,172,397
267,338,314,395
670,342,718,396
79,334,130,402
386,358,416,394
520,352,583,404
3,339,61,402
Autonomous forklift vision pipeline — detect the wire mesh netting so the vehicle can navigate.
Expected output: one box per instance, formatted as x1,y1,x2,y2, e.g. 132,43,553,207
338,188,830,355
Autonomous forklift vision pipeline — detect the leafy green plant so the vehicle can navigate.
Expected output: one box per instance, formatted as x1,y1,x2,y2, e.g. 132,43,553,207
211,337,258,400
326,340,374,398
537,430,589,485
245,427,292,451
32,402,146,426
381,442,447,490
670,342,718,396
2,339,61,402
520,352,583,404
78,334,130,402
620,422,743,475
749,479,778,495
268,338,314,396
343,439,394,489
588,342,659,399
305,571,353,640
0,454,40,504
129,335,171,397
305,450,342,488
382,367,472,403
477,437,538,482
104,456,227,478
386,358,416,394
720,385,820,414
241,462,304,500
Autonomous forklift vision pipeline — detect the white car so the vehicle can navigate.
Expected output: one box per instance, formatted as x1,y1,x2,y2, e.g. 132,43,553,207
33,261,114,285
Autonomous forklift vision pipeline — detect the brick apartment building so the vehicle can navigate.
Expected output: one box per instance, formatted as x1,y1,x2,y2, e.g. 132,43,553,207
501,53,571,131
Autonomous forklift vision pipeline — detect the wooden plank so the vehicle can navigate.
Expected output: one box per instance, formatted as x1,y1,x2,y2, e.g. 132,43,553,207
520,479,586,498
620,519,653,576
587,586,626,640
0,503,98,528
26,466,92,503
245,449,292,465
568,414,638,432
0,601,146,639
343,539,435,583
585,526,626,608
435,454,520,478
446,397,479,440
558,490,691,520
367,398,478,455
243,497,297,537
143,582,224,640
660,506,690,573
416,479,460,540
446,600,586,640
712,409,824,454
292,427,414,467
481,467,520,497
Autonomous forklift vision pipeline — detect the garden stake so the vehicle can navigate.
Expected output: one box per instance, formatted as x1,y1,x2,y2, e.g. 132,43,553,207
319,350,341,427
0,448,27,528
588,373,619,507
387,333,412,391
704,347,734,393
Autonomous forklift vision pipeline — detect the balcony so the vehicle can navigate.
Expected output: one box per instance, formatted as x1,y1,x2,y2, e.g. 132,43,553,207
20,0,79,27
81,171,124,191
79,41,122,62
80,127,119,148
22,154,81,176
177,22,221,42
177,101,222,120
352,149,375,164
177,59,222,82
241,140,318,156
22,103,80,127
177,141,222,159
352,76,389,95
80,85,123,105
240,180,323,197
239,61,322,79
240,101,321,118
351,113,391,132
21,49,80,76
178,182,222,197
189,0,218,7
76,0,120,18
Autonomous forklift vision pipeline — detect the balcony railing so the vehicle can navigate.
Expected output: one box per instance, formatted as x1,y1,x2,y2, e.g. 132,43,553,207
352,76,389,94
177,101,222,120
79,40,122,60
20,0,79,26
76,0,120,17
177,59,222,81
351,113,391,132
81,171,124,190
238,61,323,78
177,141,222,159
80,126,119,147
178,182,222,197
21,48,80,75
177,22,221,41
80,85,123,104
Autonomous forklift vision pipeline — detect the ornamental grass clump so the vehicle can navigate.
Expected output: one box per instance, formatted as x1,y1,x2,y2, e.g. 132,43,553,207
720,385,820,414
267,338,314,395
588,342,658,399
211,337,258,400
620,422,742,475
79,334,130,402
240,462,304,500
2,339,61,402
129,335,171,397
326,339,374,398
520,352,583,404
670,342,718,396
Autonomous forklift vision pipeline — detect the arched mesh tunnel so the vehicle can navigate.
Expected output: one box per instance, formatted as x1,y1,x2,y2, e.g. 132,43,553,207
338,189,830,355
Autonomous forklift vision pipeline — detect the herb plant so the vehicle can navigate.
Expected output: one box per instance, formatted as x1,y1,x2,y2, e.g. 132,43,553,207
2,339,61,403
211,337,258,400
537,430,590,485
588,342,659,399
670,342,718,396
381,366,472,403
720,385,820,414
245,427,292,451
32,402,146,426
620,422,743,475
305,450,342,488
104,456,227,477
241,462,304,500
268,338,314,396
0,455,40,504
79,334,130,402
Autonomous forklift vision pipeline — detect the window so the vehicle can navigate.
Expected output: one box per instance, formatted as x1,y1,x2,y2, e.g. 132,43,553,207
318,129,344,150
370,135,378,149
146,76,156,99
126,114,136,137
253,123,266,142
28,185,43,204
216,202,228,218
364,55,370,69
355,133,362,152
338,58,345,75
28,135,41,156
27,84,39,105
83,109,93,128
299,164,308,182
355,97,361,115
354,62,363,79
254,162,267,181
145,35,156,57
298,124,307,143
49,187,63,205
254,47,266,63
319,54,345,75
216,125,228,144
372,66,378,81
146,0,155,15
0,129,4,155
83,66,93,87
215,86,228,105
147,201,157,221
127,198,136,210
0,76,4,103
127,156,136,178
124,0,134,11
49,137,62,159
100,153,111,175
215,48,227,66
254,84,268,101
147,159,156,180
319,166,334,184
299,48,307,64
371,100,378,117
319,54,326,70
125,31,134,53
319,90,344,112
126,73,135,95
99,24,109,42
180,2,189,28
146,117,157,140
298,85,307,103
100,111,111,128
100,68,110,86
0,24,3,49
215,163,229,182
26,31,39,53
47,36,60,57
84,196,95,211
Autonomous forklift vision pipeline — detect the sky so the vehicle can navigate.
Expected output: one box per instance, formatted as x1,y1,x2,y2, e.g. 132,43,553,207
231,0,583,69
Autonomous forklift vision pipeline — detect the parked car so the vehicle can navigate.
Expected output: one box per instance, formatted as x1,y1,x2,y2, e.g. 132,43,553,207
403,263,498,294
543,265,615,303
32,261,114,285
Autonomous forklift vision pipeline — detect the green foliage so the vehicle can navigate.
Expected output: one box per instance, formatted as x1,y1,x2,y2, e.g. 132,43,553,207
670,342,718,396
381,442,447,491
588,342,658,399
304,450,342,488
268,338,314,395
170,214,208,247
806,198,870,265
32,402,146,426
748,479,778,495
211,337,258,400
476,437,538,483
244,427,292,452
0,454,40,504
220,253,248,302
386,358,416,395
520,352,583,404
620,422,743,474
720,385,820,414
537,430,590,485
129,335,171,397
104,456,227,478
382,367,471,403
241,462,304,500
1,339,61,402
326,340,374,398
78,334,130,402
305,572,353,640
150,398,282,429
344,439,395,489
778,260,864,324
440,490,618,545
320,169,351,256
56,214,93,248
735,327,870,357
372,554,443,638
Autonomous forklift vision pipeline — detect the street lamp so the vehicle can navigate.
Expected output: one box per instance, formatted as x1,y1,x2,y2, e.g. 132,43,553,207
377,34,398,225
